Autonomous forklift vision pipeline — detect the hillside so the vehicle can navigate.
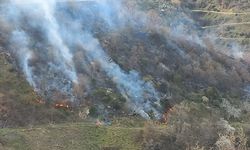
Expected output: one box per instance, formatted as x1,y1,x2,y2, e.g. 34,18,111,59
0,0,250,150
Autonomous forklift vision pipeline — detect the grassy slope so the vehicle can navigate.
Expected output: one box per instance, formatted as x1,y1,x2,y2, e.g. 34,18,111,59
0,122,143,150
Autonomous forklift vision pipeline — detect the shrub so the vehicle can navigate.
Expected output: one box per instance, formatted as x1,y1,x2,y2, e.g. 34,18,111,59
93,88,126,110
89,106,98,117
205,87,222,107
220,98,241,120
215,127,247,150
173,73,182,85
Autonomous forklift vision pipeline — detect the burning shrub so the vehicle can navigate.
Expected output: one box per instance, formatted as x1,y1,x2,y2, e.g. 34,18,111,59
53,100,72,110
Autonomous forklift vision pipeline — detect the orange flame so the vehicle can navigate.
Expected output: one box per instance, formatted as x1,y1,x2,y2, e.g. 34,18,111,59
54,101,71,109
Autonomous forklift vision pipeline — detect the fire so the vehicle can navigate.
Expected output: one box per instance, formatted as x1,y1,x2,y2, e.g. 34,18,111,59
34,99,45,105
161,107,174,124
54,101,72,110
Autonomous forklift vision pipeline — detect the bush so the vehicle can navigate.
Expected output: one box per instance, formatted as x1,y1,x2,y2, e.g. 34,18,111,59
220,98,241,120
205,87,222,107
215,127,247,150
89,106,98,117
173,73,182,85
93,88,126,110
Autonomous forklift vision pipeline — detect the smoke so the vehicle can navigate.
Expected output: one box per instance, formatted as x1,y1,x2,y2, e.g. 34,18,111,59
1,0,247,118
6,0,78,85
10,30,36,88
80,33,161,119
40,0,78,83
3,0,79,101
1,0,164,118
56,1,162,119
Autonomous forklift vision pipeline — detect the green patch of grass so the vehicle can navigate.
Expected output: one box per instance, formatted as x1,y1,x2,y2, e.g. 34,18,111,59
111,117,145,128
0,122,143,150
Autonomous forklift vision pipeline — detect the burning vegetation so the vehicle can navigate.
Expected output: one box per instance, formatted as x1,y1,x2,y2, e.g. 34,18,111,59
53,101,72,110
161,106,174,124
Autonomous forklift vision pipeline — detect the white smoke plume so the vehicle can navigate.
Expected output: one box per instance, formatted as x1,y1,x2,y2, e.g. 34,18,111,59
56,1,162,119
7,0,77,83
1,0,164,118
10,30,36,88
80,33,161,119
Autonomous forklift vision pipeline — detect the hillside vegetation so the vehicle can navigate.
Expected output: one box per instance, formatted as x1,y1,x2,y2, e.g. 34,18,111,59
0,0,250,150
0,52,79,127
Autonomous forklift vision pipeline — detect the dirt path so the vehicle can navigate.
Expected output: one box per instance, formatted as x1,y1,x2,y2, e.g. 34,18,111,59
201,22,250,29
192,10,250,15
218,37,250,40
17,122,167,132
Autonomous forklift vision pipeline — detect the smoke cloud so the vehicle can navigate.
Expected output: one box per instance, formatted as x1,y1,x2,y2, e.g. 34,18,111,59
56,0,162,119
1,0,165,118
1,0,247,118
80,33,161,119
